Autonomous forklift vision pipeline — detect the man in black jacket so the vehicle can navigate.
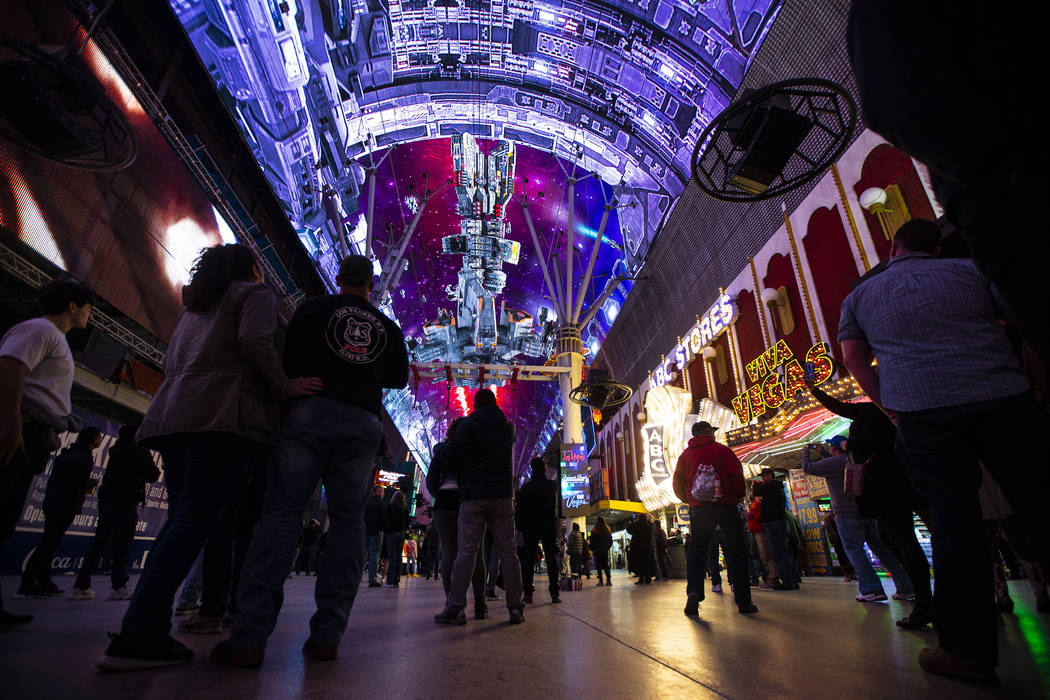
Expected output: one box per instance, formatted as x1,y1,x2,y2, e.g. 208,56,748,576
19,427,104,596
516,457,560,604
216,255,408,667
70,423,160,600
363,486,386,587
752,469,797,590
434,389,524,625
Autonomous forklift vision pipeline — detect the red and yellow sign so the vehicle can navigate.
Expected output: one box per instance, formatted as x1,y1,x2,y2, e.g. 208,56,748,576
731,341,833,423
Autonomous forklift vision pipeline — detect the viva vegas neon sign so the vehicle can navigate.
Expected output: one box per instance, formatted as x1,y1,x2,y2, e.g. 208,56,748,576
652,293,739,388
730,339,833,423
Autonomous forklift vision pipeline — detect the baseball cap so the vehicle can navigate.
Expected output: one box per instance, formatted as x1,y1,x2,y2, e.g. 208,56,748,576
691,420,718,436
825,435,848,449
337,255,374,287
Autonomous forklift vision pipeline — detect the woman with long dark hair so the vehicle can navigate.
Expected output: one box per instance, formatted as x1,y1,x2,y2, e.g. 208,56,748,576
99,244,321,671
384,490,410,587
590,516,613,587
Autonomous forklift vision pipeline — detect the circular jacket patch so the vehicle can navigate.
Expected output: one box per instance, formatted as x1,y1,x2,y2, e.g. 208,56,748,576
326,306,386,363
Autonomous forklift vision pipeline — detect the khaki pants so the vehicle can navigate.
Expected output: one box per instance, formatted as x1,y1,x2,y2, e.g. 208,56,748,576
753,531,779,582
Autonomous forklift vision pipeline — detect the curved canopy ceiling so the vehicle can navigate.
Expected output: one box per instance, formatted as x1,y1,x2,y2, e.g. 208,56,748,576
167,0,784,469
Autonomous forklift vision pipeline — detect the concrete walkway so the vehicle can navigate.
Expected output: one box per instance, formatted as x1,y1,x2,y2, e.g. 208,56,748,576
1,573,1047,698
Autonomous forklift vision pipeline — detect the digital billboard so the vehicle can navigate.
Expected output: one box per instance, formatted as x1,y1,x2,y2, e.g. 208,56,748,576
0,1,232,343
560,443,589,513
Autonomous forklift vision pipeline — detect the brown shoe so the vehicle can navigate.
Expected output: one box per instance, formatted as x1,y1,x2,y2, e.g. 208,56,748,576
918,647,999,686
302,639,338,661
210,640,264,668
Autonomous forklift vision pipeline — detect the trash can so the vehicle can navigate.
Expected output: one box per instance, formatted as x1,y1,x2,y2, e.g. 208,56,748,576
668,543,687,579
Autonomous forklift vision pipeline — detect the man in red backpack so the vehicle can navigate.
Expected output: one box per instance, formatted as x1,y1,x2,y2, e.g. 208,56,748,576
672,421,757,617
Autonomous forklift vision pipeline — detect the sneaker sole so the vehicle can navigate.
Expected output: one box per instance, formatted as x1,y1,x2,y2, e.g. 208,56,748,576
434,618,467,626
96,654,193,672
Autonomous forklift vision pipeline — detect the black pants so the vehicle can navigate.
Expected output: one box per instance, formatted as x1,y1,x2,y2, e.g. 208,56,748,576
23,502,80,588
119,432,254,643
521,528,559,597
593,549,611,582
687,504,752,608
75,501,138,591
0,423,52,610
706,528,732,585
895,391,1050,666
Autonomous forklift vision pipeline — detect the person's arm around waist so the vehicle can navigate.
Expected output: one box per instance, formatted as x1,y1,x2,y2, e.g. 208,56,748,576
0,357,29,465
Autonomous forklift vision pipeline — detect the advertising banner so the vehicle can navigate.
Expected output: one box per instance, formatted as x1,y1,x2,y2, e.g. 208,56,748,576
0,410,167,575
788,469,810,500
560,444,589,513
796,501,831,576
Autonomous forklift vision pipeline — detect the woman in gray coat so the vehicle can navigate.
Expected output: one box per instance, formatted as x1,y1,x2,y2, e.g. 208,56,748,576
99,244,321,671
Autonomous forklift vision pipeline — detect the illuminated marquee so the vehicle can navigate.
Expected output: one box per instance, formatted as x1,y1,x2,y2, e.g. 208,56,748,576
642,425,669,481
653,293,739,388
730,340,833,423
560,444,589,512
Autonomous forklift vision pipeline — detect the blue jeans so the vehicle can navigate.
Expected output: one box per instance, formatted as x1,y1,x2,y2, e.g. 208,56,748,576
763,519,798,587
177,552,205,606
231,398,380,650
119,432,254,643
836,515,915,597
366,533,383,584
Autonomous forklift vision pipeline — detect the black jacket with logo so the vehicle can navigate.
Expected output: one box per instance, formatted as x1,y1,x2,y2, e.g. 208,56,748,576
433,404,514,502
283,293,408,416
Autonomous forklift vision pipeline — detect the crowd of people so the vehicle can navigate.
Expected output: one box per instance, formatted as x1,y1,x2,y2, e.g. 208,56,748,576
0,219,1046,688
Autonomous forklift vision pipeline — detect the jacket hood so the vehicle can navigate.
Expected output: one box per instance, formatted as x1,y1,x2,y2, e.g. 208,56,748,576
470,404,510,428
687,434,715,449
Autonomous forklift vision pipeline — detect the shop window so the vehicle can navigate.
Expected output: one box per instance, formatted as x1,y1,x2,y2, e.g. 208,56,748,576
713,345,729,385
764,286,795,337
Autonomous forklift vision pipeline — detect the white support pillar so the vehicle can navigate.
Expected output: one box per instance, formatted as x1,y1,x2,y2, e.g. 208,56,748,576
557,325,584,445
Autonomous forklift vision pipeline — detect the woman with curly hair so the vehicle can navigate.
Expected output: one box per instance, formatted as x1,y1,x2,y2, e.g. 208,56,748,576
99,244,322,671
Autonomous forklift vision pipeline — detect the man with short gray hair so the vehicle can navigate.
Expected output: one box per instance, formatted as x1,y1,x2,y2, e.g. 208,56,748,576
839,218,1049,684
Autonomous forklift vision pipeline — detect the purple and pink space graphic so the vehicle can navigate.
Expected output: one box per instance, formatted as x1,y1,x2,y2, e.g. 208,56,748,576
360,139,632,466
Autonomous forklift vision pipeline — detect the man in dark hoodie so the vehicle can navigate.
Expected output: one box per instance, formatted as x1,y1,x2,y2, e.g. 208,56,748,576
673,421,757,617
19,427,104,596
434,389,523,625
515,457,560,604
70,423,160,601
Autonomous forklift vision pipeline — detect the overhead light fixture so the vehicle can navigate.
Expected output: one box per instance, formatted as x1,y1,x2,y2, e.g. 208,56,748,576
859,186,888,212
570,368,633,412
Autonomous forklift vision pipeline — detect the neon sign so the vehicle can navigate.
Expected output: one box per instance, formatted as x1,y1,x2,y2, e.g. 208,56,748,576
653,293,738,388
641,424,670,482
730,340,833,423
560,444,589,512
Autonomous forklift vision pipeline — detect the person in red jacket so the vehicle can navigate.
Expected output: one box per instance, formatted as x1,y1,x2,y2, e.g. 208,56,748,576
672,421,757,617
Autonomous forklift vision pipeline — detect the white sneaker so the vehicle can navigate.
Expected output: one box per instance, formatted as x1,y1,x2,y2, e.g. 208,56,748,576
108,585,134,601
68,587,95,600
856,592,888,603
